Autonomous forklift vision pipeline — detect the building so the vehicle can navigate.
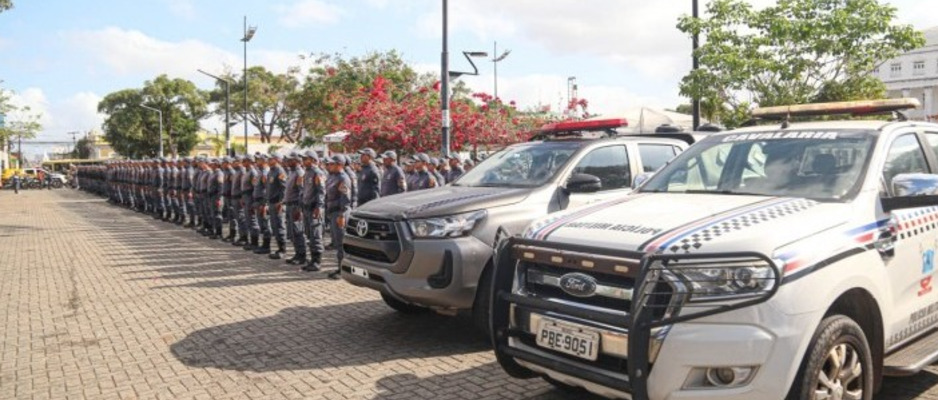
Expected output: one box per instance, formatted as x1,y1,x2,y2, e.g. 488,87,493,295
86,130,291,159
875,26,938,121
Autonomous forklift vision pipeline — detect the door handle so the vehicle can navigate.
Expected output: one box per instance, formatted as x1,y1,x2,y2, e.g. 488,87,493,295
875,221,897,259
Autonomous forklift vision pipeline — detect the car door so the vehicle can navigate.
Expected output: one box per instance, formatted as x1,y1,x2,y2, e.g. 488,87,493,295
878,131,938,347
565,145,633,209
636,142,684,176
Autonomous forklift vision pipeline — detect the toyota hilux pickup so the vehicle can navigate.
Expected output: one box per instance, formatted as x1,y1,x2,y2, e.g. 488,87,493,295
490,99,938,400
340,118,703,331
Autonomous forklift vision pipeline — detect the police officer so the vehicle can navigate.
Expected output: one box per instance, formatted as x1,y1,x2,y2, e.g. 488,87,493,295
301,150,326,271
428,157,446,186
284,152,307,265
185,158,198,228
447,155,465,182
253,154,272,255
228,156,244,243
356,148,381,206
220,157,236,241
379,150,407,196
240,155,260,249
208,158,225,239
343,155,358,209
410,153,439,191
325,155,352,279
265,154,288,259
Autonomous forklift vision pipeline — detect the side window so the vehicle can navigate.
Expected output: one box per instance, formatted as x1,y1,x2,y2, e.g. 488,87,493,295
572,146,631,191
638,144,679,173
883,134,930,189
925,133,938,159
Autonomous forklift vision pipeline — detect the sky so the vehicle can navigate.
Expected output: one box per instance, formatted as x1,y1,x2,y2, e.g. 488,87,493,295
1,0,936,155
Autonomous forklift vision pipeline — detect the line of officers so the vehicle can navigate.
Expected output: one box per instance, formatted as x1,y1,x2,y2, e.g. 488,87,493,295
77,149,473,278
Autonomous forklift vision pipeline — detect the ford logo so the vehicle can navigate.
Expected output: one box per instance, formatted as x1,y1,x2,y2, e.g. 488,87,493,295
559,272,598,298
356,220,369,237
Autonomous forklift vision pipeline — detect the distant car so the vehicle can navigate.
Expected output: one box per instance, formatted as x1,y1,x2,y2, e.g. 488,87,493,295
21,168,66,188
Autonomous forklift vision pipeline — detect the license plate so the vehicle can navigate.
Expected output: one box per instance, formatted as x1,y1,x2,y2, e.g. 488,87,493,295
350,266,369,279
536,318,600,361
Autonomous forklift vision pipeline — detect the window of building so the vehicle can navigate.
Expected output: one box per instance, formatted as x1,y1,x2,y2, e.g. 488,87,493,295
914,60,926,76
891,63,902,77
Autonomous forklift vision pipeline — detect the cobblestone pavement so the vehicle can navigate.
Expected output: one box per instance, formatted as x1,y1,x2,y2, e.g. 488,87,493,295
0,189,936,400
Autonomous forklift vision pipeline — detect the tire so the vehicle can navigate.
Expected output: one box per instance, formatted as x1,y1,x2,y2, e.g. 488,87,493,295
788,315,874,400
51,181,63,189
28,181,40,189
380,292,428,314
472,265,494,338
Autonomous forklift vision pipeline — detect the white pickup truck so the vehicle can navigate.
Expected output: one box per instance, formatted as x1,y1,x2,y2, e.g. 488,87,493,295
490,99,938,400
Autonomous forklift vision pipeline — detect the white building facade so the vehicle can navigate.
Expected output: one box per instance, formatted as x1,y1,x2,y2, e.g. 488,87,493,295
876,27,938,121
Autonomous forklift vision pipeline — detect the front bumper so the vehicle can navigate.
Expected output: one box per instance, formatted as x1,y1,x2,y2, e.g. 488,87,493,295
490,237,784,400
341,229,494,310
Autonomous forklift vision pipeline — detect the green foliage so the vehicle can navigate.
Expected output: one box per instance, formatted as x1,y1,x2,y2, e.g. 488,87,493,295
678,0,925,128
0,0,11,13
0,99,43,145
209,66,301,144
98,75,208,158
71,136,93,159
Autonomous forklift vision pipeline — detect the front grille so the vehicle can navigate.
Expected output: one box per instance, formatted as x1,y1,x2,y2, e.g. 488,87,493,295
523,262,635,312
344,244,392,263
346,217,399,241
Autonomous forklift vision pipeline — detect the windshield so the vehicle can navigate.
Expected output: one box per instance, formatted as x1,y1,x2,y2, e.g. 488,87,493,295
639,130,876,200
454,142,581,188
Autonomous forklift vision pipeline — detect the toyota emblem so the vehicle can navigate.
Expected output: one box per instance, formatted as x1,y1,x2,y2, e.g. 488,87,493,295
356,220,369,237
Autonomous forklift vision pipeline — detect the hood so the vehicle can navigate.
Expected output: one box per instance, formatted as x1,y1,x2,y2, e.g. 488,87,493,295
354,185,533,220
526,193,850,256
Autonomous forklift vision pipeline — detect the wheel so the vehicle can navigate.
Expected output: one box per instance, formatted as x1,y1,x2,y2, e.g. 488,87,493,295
28,181,40,189
472,265,494,338
788,315,873,400
380,292,428,314
51,181,63,189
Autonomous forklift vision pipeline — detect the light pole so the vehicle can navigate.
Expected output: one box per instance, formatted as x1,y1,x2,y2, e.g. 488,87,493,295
492,41,510,100
67,130,80,157
140,104,164,158
242,16,257,153
198,69,233,156
691,0,701,130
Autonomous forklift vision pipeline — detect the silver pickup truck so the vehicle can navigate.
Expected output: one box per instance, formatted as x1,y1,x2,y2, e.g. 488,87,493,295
340,119,705,331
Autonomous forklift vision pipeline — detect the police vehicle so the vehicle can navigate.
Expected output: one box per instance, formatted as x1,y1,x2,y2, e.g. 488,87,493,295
490,98,938,400
339,118,703,332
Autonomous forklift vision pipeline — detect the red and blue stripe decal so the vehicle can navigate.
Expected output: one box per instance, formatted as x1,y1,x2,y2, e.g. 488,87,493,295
530,194,648,241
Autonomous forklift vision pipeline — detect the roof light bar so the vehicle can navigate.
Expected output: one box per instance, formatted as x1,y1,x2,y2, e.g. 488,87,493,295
752,98,921,119
539,118,629,133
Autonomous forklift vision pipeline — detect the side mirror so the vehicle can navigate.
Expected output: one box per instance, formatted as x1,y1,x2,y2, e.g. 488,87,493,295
882,173,938,212
632,172,653,189
566,173,602,193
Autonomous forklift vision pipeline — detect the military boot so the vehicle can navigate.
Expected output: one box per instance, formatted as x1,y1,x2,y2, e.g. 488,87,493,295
302,254,321,272
269,241,286,260
253,238,271,255
222,230,236,243
243,236,258,251
233,235,248,246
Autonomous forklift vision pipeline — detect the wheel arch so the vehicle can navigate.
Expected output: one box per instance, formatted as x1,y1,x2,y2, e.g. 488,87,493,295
824,287,885,393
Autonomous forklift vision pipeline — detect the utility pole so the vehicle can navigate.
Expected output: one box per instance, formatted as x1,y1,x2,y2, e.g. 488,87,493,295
492,41,510,100
242,16,257,152
692,0,701,130
440,0,451,158
67,131,80,157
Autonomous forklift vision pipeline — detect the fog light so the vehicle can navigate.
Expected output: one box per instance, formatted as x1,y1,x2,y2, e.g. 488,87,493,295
684,366,758,390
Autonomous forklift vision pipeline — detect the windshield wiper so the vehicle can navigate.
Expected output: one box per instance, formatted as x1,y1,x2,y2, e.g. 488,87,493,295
681,190,771,196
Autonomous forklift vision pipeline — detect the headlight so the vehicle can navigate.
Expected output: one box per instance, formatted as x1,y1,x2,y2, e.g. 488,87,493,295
659,257,777,302
408,210,487,238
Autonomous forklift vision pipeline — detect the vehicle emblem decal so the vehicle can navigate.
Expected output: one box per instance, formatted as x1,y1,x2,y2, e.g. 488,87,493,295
558,272,598,298
356,220,369,237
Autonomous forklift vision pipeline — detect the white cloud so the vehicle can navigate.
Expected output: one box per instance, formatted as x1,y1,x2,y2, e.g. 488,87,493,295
8,88,105,142
276,0,345,28
167,0,196,20
67,27,304,80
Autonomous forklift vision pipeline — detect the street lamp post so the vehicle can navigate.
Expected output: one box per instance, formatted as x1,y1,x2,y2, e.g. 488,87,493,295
691,0,701,130
492,41,511,100
140,104,164,158
242,16,257,153
198,69,233,156
67,130,80,156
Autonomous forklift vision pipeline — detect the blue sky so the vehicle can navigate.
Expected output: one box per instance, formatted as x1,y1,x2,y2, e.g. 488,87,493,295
1,0,935,154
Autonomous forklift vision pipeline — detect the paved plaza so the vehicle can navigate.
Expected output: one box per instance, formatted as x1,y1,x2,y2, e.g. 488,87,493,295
1,189,937,399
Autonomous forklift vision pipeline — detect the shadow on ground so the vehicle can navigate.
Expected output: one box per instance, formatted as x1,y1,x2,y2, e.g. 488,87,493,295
170,304,489,372
880,368,938,400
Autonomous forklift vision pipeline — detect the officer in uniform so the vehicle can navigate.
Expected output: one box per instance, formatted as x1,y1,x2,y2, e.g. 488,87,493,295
265,154,288,259
209,159,225,239
410,153,439,191
185,157,198,228
239,155,259,249
157,158,168,220
301,150,326,271
343,155,358,209
179,158,191,226
447,155,466,182
428,157,446,186
228,156,244,243
284,153,307,265
221,158,238,242
197,158,212,235
356,148,382,206
379,150,407,196
403,158,417,189
325,154,352,279
253,154,272,254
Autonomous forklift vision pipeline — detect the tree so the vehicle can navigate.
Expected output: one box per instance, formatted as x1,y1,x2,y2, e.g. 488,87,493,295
71,136,93,159
678,0,925,128
209,66,300,144
0,0,12,13
98,75,208,158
